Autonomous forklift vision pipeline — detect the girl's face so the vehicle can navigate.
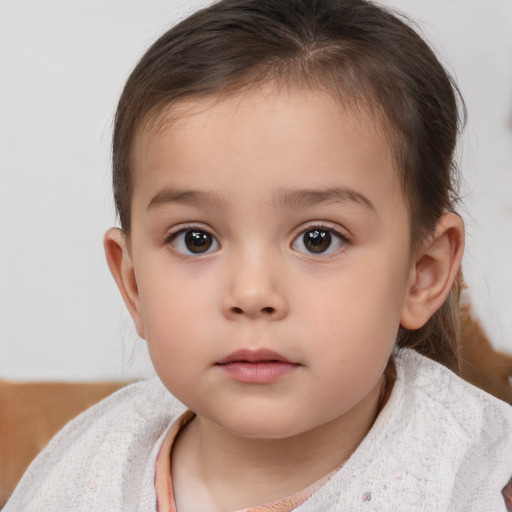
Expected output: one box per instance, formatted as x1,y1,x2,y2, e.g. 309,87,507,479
126,85,415,438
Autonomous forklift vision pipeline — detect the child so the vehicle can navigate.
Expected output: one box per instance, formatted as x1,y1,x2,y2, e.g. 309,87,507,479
5,0,512,510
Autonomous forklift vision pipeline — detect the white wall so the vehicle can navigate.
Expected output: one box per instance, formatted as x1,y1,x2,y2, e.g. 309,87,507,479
1,0,511,381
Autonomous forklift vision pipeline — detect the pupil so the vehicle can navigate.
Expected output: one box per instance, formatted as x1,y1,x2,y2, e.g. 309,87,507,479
185,230,212,253
304,229,331,253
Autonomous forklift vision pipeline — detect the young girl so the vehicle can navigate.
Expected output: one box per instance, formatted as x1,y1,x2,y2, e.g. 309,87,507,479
5,0,512,510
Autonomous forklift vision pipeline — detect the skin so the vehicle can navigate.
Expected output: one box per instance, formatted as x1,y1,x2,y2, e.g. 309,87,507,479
105,85,464,511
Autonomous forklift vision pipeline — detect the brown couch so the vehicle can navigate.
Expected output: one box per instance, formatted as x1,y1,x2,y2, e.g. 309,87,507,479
0,380,130,508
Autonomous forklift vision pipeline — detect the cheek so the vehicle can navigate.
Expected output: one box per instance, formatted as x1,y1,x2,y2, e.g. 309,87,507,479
307,266,406,337
140,293,213,404
300,254,409,377
135,265,216,372
137,255,215,331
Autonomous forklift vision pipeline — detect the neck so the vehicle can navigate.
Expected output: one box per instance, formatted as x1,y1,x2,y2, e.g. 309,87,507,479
172,376,387,511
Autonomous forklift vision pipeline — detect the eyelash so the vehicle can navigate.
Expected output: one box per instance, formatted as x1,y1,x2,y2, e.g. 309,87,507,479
292,222,349,256
165,224,220,256
164,222,349,257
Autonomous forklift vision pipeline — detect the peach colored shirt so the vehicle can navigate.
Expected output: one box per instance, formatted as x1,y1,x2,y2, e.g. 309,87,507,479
154,411,339,512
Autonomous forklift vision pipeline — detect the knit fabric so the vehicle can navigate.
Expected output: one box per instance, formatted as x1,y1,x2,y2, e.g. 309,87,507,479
4,349,512,512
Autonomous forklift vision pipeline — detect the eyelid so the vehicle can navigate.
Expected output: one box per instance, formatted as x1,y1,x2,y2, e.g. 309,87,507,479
293,220,350,241
164,223,221,256
291,221,349,256
164,222,217,242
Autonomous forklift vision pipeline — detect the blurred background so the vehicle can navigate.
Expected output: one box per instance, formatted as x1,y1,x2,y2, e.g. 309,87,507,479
1,0,511,381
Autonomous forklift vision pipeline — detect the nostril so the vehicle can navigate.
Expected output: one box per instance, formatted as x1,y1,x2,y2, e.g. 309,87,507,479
232,307,244,315
262,306,275,315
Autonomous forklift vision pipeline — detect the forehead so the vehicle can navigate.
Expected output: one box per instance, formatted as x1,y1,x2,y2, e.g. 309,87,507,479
130,85,405,217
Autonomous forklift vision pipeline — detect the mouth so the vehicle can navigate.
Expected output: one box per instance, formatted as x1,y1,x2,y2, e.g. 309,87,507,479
216,348,295,365
215,349,301,384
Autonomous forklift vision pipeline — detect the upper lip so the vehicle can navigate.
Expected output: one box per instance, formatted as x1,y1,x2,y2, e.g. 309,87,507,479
216,348,295,365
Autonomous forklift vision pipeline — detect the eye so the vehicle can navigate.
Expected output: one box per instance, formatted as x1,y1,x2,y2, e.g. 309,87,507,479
169,229,220,255
292,227,346,255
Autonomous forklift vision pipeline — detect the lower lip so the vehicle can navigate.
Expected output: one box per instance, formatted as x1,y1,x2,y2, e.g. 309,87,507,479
217,361,300,383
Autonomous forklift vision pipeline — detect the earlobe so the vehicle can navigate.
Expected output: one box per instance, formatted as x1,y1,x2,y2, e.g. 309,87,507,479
104,228,146,339
400,212,465,330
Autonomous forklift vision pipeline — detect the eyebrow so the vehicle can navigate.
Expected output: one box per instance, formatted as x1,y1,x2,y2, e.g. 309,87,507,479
147,186,375,212
147,188,227,210
272,186,376,212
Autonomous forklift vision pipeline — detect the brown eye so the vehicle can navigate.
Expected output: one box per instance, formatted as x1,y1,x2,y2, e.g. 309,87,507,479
303,229,331,253
185,230,212,253
292,228,346,255
170,229,219,255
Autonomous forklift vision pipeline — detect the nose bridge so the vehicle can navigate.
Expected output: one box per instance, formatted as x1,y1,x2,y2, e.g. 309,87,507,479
223,241,288,320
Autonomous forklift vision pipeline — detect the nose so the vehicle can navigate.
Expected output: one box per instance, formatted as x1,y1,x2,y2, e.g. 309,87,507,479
221,252,289,321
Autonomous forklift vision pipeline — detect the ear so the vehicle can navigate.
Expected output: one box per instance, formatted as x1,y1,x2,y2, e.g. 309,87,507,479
400,212,465,330
104,228,146,339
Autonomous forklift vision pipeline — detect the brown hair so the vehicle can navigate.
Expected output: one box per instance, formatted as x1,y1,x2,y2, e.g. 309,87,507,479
112,0,465,367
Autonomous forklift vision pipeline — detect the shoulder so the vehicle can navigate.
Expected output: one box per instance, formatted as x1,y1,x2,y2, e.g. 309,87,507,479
395,348,512,446
4,378,186,512
395,349,512,507
299,349,512,512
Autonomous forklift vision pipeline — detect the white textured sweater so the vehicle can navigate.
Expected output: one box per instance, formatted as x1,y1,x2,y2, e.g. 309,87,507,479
5,349,512,512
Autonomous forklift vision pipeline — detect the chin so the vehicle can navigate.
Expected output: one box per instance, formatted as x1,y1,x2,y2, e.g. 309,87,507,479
219,416,306,440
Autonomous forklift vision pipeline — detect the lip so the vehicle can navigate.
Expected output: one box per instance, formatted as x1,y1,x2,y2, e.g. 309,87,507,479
215,349,301,384
216,348,293,365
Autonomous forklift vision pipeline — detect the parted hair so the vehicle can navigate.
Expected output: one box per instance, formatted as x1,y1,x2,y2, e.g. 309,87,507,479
112,0,465,367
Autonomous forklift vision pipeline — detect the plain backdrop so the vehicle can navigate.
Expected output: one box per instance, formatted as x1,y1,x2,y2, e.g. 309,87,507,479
1,0,511,381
